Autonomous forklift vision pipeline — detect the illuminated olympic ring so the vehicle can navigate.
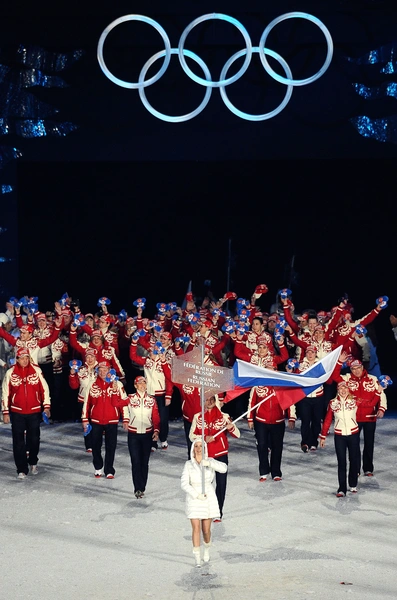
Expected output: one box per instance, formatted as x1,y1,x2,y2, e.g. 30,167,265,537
97,12,333,122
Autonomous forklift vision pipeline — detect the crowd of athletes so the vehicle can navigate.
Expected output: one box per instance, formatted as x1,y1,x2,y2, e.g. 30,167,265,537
0,284,393,498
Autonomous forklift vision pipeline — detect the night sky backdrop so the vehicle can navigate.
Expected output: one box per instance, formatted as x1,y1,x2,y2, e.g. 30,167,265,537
1,1,396,401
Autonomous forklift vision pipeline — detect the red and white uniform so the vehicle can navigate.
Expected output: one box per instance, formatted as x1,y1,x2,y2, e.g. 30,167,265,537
34,325,61,366
69,331,125,378
69,364,97,404
329,306,381,350
248,386,296,424
2,362,50,415
332,362,386,422
82,378,127,425
130,341,165,396
233,339,289,369
121,391,160,434
0,325,61,365
190,406,240,458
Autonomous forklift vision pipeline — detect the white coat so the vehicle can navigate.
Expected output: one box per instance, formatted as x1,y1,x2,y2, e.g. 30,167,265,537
181,439,227,520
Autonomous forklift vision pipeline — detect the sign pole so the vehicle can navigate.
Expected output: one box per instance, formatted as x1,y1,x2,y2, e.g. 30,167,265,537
200,340,206,494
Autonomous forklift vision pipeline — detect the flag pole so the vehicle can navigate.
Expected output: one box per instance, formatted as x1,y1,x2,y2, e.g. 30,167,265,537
200,339,206,494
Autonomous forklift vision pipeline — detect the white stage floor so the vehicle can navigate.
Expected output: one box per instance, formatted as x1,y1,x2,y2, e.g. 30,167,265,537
1,413,396,600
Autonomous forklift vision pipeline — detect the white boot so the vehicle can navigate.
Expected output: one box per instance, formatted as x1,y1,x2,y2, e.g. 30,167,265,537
203,540,211,563
193,546,201,567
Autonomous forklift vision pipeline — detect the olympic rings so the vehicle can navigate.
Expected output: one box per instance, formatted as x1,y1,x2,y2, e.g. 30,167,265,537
219,48,293,122
178,14,252,88
97,14,171,89
139,49,213,123
97,12,333,121
259,12,334,87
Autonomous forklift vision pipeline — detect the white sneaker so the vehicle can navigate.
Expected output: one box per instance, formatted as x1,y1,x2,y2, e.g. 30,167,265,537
31,465,39,475
350,487,358,493
94,469,104,478
17,472,27,480
161,440,168,450
259,475,267,482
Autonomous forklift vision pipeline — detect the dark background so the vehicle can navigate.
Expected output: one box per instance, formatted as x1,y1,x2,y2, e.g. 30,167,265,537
1,1,396,402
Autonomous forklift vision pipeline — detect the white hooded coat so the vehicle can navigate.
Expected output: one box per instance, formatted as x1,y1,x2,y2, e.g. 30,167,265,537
180,439,228,520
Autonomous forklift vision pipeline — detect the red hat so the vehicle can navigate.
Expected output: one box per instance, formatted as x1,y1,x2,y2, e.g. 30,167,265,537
97,360,110,368
160,331,172,339
300,312,309,321
134,375,146,385
99,314,111,323
305,345,316,353
337,380,349,389
20,325,33,334
223,291,237,301
314,325,325,332
201,319,212,329
267,314,278,323
91,330,103,338
257,334,272,347
16,347,30,358
85,313,94,319
61,308,73,316
85,348,97,356
350,359,363,368
35,312,46,321
255,284,268,295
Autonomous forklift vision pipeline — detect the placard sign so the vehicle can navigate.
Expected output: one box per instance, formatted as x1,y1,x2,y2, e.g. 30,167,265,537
171,345,234,399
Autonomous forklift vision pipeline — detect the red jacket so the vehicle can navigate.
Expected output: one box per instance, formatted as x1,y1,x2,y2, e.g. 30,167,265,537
248,386,295,424
82,378,126,425
332,362,386,422
69,331,124,377
234,339,289,368
190,406,239,458
1,363,50,415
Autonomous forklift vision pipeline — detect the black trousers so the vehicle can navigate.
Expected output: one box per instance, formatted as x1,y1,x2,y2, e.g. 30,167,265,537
184,418,192,458
214,454,228,518
299,396,323,448
156,394,168,443
91,423,118,476
128,431,152,493
254,420,285,479
11,412,41,474
334,433,360,494
358,421,376,474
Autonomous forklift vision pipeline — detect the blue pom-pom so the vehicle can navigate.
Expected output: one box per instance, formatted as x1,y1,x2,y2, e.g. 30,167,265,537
133,298,146,308
355,324,367,336
84,423,92,436
105,369,118,383
166,302,177,312
153,341,165,355
42,411,50,425
28,303,38,315
278,288,292,299
379,374,392,388
69,359,82,371
376,296,389,309
287,358,299,370
156,303,167,313
118,309,128,321
73,315,86,327
97,296,111,307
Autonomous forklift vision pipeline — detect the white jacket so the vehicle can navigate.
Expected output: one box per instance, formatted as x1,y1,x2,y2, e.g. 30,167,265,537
181,440,227,520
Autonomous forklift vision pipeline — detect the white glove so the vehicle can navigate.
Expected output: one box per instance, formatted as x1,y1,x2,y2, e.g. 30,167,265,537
197,493,207,500
201,459,210,467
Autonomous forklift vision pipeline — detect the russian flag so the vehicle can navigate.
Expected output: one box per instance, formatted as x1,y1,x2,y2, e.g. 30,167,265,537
226,346,342,410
